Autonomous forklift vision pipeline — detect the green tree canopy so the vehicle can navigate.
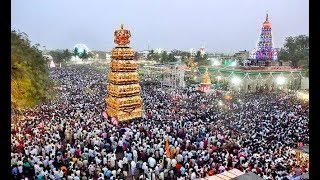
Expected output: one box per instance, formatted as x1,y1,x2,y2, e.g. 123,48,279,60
194,50,209,66
49,49,73,63
278,35,309,68
11,30,52,109
74,47,79,57
79,49,89,60
168,53,177,62
160,51,168,63
147,49,161,62
63,49,73,61
147,49,154,60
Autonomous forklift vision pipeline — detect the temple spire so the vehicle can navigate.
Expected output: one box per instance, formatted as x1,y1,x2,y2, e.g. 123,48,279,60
266,11,269,21
202,68,211,84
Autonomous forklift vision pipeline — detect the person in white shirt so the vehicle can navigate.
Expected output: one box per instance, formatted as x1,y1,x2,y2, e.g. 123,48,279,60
159,147,164,157
142,162,149,174
118,159,123,169
190,171,197,180
133,149,138,162
171,158,177,168
103,155,107,165
102,166,108,174
111,170,117,178
131,160,136,175
18,164,23,174
110,155,116,168
165,157,171,169
148,156,156,168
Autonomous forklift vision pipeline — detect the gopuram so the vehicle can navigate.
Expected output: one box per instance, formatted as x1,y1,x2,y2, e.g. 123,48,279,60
200,68,211,92
106,24,143,122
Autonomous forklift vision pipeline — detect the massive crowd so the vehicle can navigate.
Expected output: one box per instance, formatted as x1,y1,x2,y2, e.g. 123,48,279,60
11,66,309,180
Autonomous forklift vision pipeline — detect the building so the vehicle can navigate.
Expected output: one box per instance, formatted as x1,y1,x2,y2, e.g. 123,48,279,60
210,53,233,61
49,59,56,68
190,48,197,56
162,63,186,88
251,13,278,61
190,47,207,57
199,47,206,57
139,50,150,59
43,54,53,67
197,66,305,92
200,68,211,92
106,52,111,61
106,24,143,122
234,50,249,61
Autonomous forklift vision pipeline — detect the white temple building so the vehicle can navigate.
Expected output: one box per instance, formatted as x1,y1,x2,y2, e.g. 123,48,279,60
49,59,56,68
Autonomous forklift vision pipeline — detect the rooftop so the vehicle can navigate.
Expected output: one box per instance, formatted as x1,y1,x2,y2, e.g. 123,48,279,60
198,66,304,74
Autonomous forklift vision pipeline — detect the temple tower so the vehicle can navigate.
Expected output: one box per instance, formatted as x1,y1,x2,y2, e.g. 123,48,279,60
200,68,211,92
106,24,143,122
252,13,277,61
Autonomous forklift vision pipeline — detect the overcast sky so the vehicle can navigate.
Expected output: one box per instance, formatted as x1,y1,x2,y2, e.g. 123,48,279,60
11,0,308,53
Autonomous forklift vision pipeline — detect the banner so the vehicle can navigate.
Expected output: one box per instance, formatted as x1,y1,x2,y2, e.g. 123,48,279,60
165,136,171,158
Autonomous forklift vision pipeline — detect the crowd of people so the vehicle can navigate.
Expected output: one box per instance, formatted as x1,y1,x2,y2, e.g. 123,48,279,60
11,66,309,180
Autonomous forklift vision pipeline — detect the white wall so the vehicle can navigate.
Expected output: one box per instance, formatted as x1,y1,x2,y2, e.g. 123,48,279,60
300,77,309,90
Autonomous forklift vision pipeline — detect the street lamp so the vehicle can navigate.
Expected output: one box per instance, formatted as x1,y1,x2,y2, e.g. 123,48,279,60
213,60,221,66
231,76,241,86
276,76,286,85
231,61,237,67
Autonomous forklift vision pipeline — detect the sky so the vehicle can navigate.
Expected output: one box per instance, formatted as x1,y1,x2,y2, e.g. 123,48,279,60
11,0,309,53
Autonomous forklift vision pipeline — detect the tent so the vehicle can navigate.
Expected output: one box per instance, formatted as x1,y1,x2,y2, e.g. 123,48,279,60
231,172,264,180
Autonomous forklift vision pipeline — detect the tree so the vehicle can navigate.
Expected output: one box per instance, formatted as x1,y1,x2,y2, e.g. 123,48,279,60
62,49,73,62
160,51,168,63
74,47,79,57
147,49,154,60
89,52,94,59
194,51,202,62
202,53,208,62
168,53,177,62
278,35,309,68
147,49,160,61
11,30,52,110
194,51,209,66
49,50,64,63
79,49,89,60
153,53,161,62
49,49,73,63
